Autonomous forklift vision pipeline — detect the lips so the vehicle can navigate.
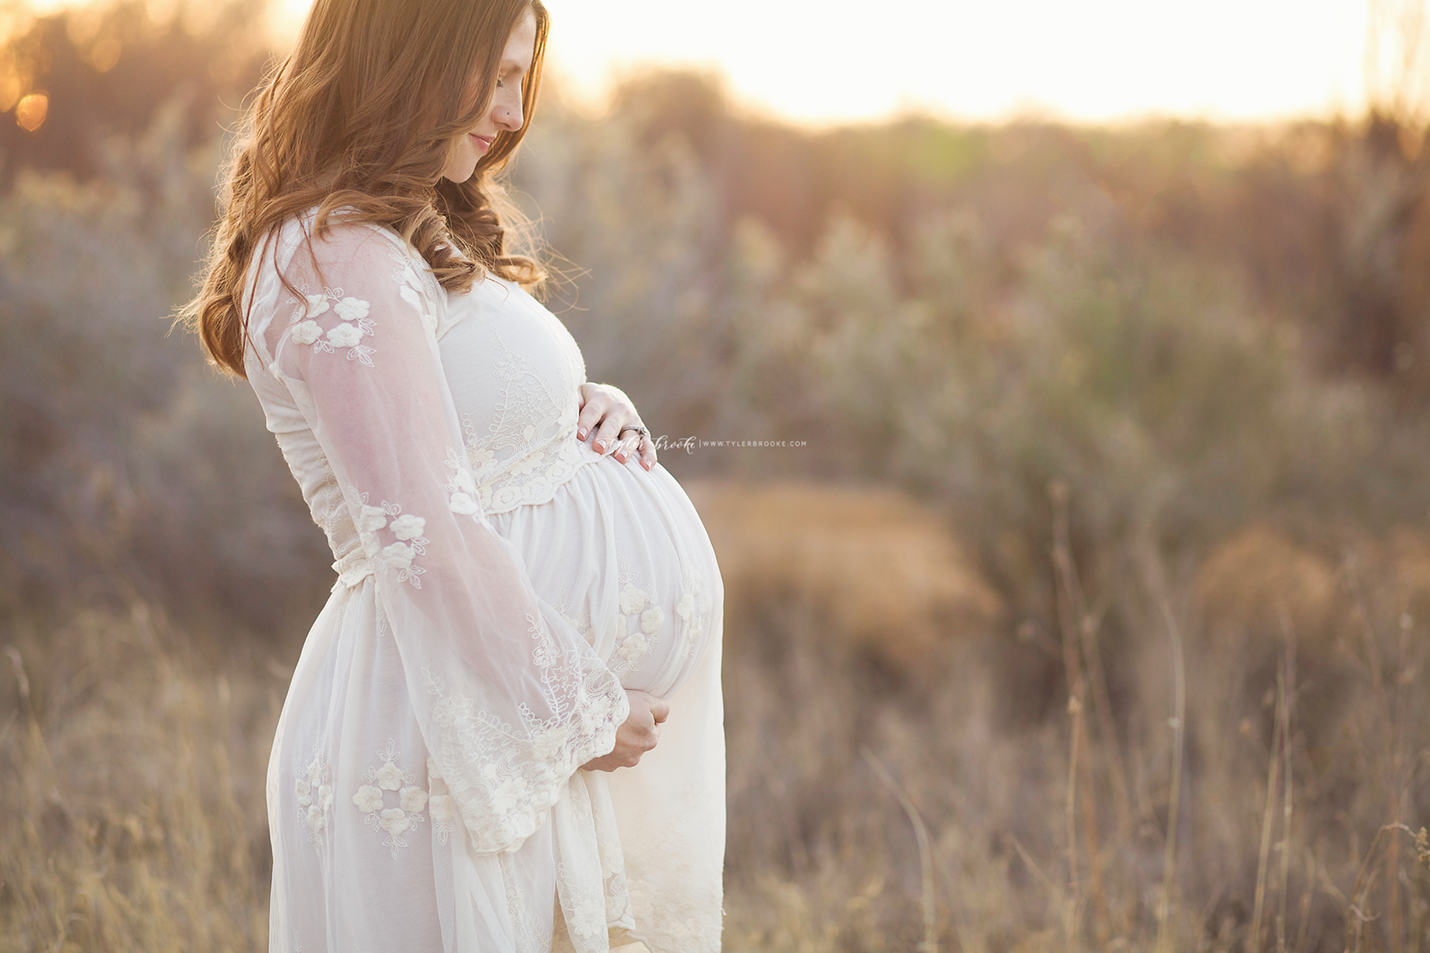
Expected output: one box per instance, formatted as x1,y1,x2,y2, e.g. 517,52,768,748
469,134,494,152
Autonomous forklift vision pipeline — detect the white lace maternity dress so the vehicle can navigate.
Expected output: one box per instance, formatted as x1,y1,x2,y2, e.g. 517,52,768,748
243,214,725,953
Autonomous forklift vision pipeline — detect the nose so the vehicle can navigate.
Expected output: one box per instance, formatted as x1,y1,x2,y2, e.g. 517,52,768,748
493,88,523,132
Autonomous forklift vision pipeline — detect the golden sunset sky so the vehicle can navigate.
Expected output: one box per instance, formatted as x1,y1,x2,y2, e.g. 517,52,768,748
33,0,1389,125
525,0,1374,125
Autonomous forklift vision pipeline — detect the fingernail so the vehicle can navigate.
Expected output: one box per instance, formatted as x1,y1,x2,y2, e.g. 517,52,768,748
577,428,587,439
594,439,604,452
615,451,626,462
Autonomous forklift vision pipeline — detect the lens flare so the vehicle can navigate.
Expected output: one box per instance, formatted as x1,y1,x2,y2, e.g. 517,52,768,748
15,92,47,132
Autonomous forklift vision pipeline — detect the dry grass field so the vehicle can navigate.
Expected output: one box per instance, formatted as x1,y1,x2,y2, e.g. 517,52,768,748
1,604,275,951
6,481,1430,951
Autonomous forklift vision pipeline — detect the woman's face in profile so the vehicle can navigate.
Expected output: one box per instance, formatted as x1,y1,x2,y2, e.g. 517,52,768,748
440,8,538,184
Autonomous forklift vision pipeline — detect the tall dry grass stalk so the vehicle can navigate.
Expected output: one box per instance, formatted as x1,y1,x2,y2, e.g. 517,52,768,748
1247,625,1292,953
1050,480,1115,947
862,748,937,953
1137,539,1187,953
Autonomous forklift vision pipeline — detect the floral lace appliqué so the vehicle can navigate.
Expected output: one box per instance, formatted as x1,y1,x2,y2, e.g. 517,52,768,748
392,251,440,335
426,756,457,847
674,568,716,662
353,739,428,859
550,589,597,648
568,892,605,941
349,490,429,587
296,750,334,845
287,287,376,365
445,447,484,518
612,566,666,671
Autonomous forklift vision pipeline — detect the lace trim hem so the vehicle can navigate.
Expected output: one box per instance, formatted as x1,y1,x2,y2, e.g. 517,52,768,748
423,659,628,855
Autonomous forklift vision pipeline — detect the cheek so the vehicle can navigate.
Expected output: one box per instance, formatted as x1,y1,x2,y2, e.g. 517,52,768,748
441,137,477,182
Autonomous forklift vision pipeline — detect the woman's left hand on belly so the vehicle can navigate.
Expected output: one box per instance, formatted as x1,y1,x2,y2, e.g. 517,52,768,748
577,381,656,471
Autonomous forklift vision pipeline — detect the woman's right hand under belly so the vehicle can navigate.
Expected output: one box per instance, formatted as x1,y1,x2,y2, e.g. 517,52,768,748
581,689,670,771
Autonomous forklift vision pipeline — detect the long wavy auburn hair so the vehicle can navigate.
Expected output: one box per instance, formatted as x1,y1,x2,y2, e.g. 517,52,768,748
182,0,550,377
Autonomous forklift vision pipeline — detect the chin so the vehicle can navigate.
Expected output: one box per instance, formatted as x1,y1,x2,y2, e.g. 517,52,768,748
440,165,478,185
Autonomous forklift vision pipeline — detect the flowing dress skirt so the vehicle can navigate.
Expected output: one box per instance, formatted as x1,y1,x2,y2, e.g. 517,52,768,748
266,453,724,952
492,455,726,952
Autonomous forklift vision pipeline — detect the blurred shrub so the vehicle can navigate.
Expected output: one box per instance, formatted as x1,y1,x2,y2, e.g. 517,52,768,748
5,60,1428,670
703,205,1430,629
0,95,329,633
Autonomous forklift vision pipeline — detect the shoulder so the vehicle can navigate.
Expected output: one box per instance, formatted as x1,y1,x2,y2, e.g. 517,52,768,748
283,212,418,277
247,208,446,343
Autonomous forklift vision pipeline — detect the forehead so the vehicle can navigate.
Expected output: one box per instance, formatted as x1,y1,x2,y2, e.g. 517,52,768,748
500,10,538,69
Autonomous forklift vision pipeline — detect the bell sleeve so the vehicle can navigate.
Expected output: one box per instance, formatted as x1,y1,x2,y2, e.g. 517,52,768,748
255,219,628,854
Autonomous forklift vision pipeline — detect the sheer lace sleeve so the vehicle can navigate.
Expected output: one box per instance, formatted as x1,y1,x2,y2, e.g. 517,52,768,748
248,218,628,854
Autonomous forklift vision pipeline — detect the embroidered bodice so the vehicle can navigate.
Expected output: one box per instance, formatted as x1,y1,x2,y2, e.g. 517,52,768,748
438,276,602,515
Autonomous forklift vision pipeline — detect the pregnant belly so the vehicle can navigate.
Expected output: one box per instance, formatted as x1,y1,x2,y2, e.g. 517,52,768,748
486,456,723,697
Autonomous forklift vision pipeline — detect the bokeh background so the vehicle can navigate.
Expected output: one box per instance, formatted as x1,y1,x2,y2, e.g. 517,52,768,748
6,0,1430,949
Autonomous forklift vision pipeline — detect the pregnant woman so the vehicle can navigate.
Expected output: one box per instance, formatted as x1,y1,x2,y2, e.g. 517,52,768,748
182,1,724,950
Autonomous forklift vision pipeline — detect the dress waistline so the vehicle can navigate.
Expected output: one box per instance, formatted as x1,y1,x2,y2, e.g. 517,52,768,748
332,549,375,591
